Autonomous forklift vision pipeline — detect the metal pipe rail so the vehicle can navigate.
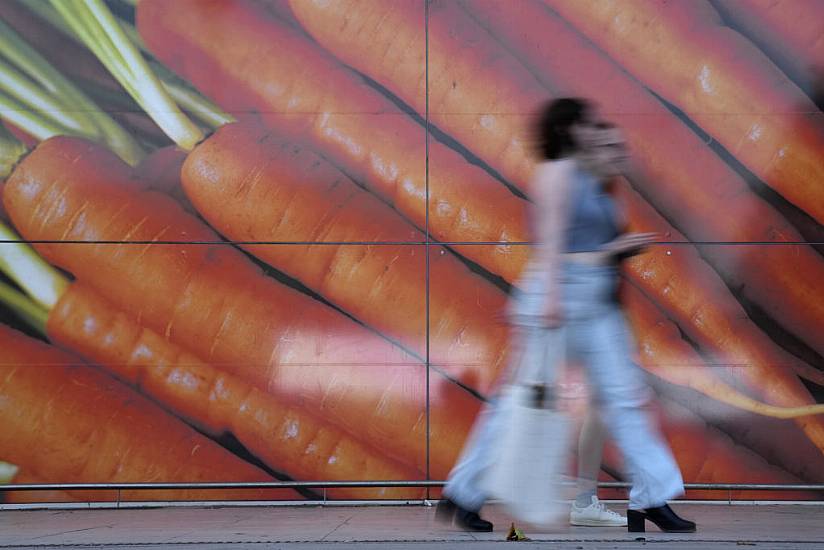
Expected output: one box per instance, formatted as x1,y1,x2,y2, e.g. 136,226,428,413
2,481,823,491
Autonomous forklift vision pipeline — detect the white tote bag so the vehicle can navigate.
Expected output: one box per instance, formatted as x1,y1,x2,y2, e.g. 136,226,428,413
481,327,572,529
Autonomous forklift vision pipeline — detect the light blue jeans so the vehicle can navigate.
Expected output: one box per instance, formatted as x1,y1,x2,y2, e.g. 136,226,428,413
444,262,684,511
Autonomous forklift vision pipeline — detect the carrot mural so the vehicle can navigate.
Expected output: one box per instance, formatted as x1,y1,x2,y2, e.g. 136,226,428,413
0,0,822,505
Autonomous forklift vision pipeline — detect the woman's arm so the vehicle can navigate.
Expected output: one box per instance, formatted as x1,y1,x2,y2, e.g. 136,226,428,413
532,161,574,327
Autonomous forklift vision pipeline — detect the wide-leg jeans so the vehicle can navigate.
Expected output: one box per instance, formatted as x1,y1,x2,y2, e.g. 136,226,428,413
444,262,684,511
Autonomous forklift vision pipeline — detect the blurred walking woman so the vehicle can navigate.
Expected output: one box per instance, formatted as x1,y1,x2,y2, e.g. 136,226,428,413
515,98,695,533
440,98,696,534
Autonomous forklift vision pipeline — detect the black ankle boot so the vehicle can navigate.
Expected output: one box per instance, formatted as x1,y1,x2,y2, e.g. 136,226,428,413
627,504,696,533
455,508,494,532
436,498,493,532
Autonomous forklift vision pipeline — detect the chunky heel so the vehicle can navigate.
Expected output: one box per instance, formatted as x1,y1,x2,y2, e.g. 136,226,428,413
434,497,493,532
627,509,646,533
630,504,696,533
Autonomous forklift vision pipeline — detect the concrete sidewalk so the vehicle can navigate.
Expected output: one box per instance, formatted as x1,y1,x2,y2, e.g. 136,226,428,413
2,502,824,549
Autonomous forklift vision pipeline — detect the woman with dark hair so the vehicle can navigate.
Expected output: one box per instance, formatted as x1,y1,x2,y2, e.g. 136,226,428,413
533,96,591,160
438,99,695,534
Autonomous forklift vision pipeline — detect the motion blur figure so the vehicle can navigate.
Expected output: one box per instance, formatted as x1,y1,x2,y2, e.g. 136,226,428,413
438,99,696,534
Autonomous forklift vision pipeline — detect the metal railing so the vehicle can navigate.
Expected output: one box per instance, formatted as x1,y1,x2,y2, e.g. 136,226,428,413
2,480,824,491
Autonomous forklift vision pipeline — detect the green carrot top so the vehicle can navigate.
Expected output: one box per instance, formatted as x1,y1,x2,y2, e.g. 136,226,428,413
48,0,205,150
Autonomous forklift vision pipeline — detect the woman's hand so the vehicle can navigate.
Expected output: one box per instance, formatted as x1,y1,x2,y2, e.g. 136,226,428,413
603,232,660,258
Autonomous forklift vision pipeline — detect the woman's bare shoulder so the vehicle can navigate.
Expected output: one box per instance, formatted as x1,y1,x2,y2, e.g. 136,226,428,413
533,159,577,190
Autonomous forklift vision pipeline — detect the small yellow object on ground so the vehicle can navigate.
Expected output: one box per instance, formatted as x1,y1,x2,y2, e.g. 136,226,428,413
506,522,531,541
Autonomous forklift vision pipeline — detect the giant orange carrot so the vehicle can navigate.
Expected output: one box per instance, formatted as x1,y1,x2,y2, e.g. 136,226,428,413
653,397,816,501
653,358,824,486
621,282,824,481
702,0,824,96
182,120,509,388
0,322,294,503
622,282,824,423
2,135,480,479
587,390,816,500
136,0,529,283
288,0,544,193
47,281,426,500
542,0,824,225
463,0,824,364
613,176,824,389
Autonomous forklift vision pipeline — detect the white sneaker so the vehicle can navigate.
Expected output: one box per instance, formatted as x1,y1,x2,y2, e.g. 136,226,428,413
569,496,627,527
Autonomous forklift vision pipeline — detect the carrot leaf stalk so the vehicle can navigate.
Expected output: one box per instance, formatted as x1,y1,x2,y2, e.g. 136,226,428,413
49,0,203,150
0,221,68,311
149,62,235,131
20,0,233,131
0,279,48,336
0,16,144,165
0,88,69,144
0,123,27,179
114,12,233,128
0,55,93,138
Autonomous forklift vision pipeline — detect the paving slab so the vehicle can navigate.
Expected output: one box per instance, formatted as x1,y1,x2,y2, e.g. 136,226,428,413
1,503,823,549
